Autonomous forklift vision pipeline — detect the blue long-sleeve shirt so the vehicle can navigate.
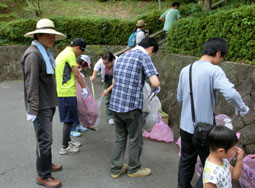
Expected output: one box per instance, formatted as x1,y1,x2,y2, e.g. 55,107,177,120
177,61,247,134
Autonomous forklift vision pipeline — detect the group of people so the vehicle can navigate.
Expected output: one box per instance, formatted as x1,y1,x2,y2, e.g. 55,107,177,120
21,15,249,188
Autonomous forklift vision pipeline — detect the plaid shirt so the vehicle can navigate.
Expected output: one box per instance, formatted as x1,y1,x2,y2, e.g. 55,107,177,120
109,46,158,113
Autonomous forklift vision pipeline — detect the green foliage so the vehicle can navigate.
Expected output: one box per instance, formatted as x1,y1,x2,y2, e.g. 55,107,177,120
166,4,255,64
0,17,135,46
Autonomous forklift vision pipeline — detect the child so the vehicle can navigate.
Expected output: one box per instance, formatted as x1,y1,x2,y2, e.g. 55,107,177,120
70,55,91,137
90,51,117,125
203,126,244,188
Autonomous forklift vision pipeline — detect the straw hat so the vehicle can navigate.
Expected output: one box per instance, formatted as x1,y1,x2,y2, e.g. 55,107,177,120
136,20,147,27
24,18,66,40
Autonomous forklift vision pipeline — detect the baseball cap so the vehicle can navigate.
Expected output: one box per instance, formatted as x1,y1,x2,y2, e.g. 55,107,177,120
80,55,91,68
70,38,86,51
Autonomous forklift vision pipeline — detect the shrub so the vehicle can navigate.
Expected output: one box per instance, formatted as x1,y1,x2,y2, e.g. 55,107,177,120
166,4,255,64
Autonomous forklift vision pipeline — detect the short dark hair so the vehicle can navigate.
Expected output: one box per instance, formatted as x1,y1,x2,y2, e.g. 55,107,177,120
172,2,180,7
138,37,159,53
201,37,228,57
102,51,115,62
207,126,238,152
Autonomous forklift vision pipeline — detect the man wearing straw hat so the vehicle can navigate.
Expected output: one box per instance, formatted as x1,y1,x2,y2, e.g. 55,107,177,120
21,18,65,188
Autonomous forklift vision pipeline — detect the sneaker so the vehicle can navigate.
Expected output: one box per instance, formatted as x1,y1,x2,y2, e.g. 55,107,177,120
70,131,81,137
76,125,88,132
127,167,152,178
111,164,128,179
69,139,81,147
108,119,114,125
59,145,79,155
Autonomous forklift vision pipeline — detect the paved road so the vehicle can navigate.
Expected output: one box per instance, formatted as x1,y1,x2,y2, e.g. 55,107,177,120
0,78,240,188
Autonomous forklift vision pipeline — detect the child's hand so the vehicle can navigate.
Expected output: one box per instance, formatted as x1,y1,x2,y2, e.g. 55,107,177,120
90,76,95,83
235,147,244,162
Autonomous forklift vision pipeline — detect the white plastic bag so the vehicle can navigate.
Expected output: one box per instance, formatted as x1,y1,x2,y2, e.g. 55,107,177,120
142,82,162,132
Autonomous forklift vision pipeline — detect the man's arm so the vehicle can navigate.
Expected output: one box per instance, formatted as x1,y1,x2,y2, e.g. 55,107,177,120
214,67,248,112
159,17,165,22
149,75,160,88
177,72,183,103
24,52,40,116
72,66,86,88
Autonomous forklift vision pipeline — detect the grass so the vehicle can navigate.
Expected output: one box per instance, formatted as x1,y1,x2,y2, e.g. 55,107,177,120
2,0,171,21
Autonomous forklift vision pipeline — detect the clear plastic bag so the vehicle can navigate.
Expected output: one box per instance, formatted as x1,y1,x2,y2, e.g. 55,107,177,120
142,82,162,132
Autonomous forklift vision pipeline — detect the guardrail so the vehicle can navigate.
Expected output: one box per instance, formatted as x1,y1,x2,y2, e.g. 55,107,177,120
114,30,165,56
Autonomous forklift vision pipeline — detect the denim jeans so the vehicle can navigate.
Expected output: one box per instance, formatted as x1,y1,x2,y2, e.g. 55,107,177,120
178,129,210,188
111,109,143,174
33,108,55,179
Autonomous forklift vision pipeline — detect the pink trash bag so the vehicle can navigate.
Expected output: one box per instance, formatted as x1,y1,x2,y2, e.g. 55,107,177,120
76,78,98,127
143,114,174,143
239,155,255,188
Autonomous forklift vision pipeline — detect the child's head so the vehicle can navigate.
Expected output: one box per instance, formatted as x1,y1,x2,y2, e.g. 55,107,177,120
207,126,238,157
102,51,115,69
77,55,91,69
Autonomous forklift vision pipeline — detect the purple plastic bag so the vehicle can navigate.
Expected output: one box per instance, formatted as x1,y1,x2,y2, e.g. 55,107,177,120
240,155,255,188
76,78,98,127
143,114,174,143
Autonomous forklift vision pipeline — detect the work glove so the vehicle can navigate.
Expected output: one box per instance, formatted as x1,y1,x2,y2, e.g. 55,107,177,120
235,105,249,116
240,106,249,116
81,88,88,99
26,114,37,122
153,86,161,95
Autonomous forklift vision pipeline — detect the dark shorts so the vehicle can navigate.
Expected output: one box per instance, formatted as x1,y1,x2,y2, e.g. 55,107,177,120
58,97,79,123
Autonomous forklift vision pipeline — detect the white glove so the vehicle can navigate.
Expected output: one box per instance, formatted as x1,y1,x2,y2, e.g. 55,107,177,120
153,86,161,95
81,88,88,99
240,106,249,116
26,114,37,122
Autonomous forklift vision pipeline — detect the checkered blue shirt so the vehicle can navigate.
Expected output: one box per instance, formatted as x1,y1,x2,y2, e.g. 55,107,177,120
109,47,158,113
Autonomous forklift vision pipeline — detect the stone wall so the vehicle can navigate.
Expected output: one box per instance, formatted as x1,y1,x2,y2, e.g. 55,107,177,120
1,46,255,154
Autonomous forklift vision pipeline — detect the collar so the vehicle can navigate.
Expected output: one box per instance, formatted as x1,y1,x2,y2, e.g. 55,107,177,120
132,46,148,55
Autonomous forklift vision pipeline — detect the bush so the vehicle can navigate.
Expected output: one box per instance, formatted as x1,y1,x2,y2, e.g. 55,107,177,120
166,4,255,64
0,13,164,47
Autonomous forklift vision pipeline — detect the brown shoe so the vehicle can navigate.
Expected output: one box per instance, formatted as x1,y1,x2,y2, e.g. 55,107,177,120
36,176,61,188
51,163,62,172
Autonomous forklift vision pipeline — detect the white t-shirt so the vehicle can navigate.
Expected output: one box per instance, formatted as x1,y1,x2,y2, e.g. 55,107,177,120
203,158,232,188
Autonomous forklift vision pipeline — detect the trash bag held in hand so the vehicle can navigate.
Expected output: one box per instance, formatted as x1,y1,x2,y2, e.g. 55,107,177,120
76,78,98,127
239,155,255,188
142,82,162,132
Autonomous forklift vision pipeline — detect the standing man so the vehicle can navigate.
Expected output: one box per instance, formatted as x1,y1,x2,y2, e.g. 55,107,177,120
109,37,160,178
177,37,249,188
159,2,180,34
21,18,66,188
55,38,88,155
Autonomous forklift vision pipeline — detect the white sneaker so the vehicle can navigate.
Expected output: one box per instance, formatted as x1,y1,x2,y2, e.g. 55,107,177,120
69,139,81,148
108,119,114,125
59,145,79,155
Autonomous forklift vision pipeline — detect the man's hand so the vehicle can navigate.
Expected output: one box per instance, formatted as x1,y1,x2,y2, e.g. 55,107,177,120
153,86,161,95
240,106,249,116
27,114,37,122
81,88,88,99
